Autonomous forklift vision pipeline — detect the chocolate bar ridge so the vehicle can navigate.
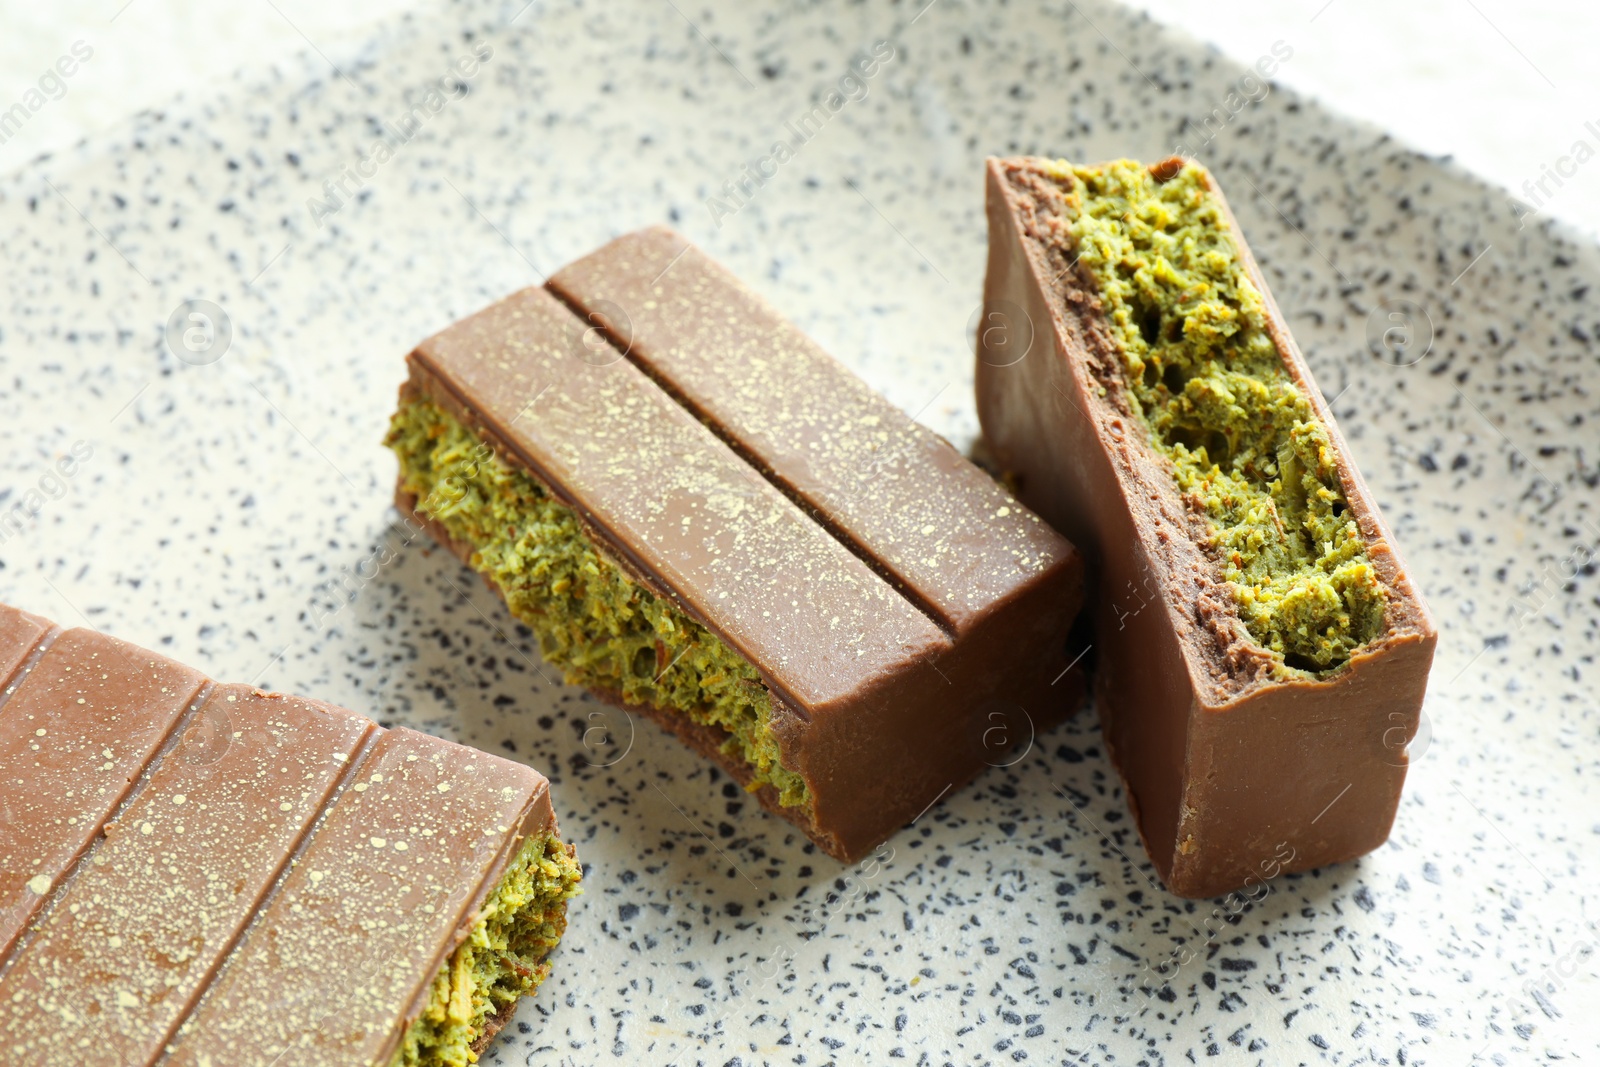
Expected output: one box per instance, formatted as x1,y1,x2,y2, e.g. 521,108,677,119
0,602,580,1067
977,157,1436,898
391,237,1085,862
546,226,1072,641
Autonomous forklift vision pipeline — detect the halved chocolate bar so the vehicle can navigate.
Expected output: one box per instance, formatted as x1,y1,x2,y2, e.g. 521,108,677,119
0,602,580,1067
977,157,1437,898
387,229,1085,863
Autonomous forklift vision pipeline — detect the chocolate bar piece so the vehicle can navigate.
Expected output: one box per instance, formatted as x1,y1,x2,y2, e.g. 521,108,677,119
977,157,1437,898
0,602,581,1067
387,229,1084,863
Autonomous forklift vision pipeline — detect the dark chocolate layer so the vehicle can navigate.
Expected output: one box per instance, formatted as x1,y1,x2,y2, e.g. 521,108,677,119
977,157,1436,898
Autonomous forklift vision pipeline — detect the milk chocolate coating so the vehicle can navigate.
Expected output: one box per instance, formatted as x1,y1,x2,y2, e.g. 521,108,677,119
0,602,566,1066
976,158,1437,899
547,227,1074,639
0,622,207,964
401,243,1085,863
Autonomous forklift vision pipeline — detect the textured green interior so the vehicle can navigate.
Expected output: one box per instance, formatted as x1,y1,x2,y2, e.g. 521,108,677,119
1054,158,1386,671
390,832,582,1067
385,398,810,807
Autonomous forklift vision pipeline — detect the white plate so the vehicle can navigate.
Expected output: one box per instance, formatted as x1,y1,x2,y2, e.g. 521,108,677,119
1,0,1592,1062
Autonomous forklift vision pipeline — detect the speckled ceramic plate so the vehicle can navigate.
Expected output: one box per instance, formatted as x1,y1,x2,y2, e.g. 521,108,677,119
1,0,1594,1063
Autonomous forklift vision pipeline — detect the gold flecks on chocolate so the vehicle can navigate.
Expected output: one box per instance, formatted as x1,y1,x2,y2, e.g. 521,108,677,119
0,604,573,1067
407,285,949,711
0,684,372,1067
549,227,1076,635
163,727,554,1067
0,628,206,964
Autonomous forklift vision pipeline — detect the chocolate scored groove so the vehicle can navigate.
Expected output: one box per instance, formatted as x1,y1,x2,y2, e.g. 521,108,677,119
546,226,1073,643
0,602,565,1066
0,616,210,967
401,230,1088,861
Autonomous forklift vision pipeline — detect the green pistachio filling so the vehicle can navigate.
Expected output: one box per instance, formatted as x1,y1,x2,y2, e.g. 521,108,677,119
390,832,582,1067
1055,158,1385,671
385,398,811,807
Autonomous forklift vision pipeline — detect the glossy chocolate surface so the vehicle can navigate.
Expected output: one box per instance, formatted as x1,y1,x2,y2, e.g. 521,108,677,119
410,286,946,719
401,235,1086,862
0,602,559,1066
976,157,1437,898
549,227,1073,637
0,625,207,964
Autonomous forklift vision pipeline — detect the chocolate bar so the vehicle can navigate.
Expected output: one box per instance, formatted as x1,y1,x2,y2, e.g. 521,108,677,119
0,602,580,1066
387,228,1084,863
977,156,1437,898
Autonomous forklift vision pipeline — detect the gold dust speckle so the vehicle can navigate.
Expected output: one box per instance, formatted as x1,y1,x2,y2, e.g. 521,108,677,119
279,802,293,812
34,728,45,737
353,783,369,793
172,795,186,805
140,822,154,835
370,837,387,849
25,875,51,895
995,506,1011,518
436,783,450,793
393,842,408,852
